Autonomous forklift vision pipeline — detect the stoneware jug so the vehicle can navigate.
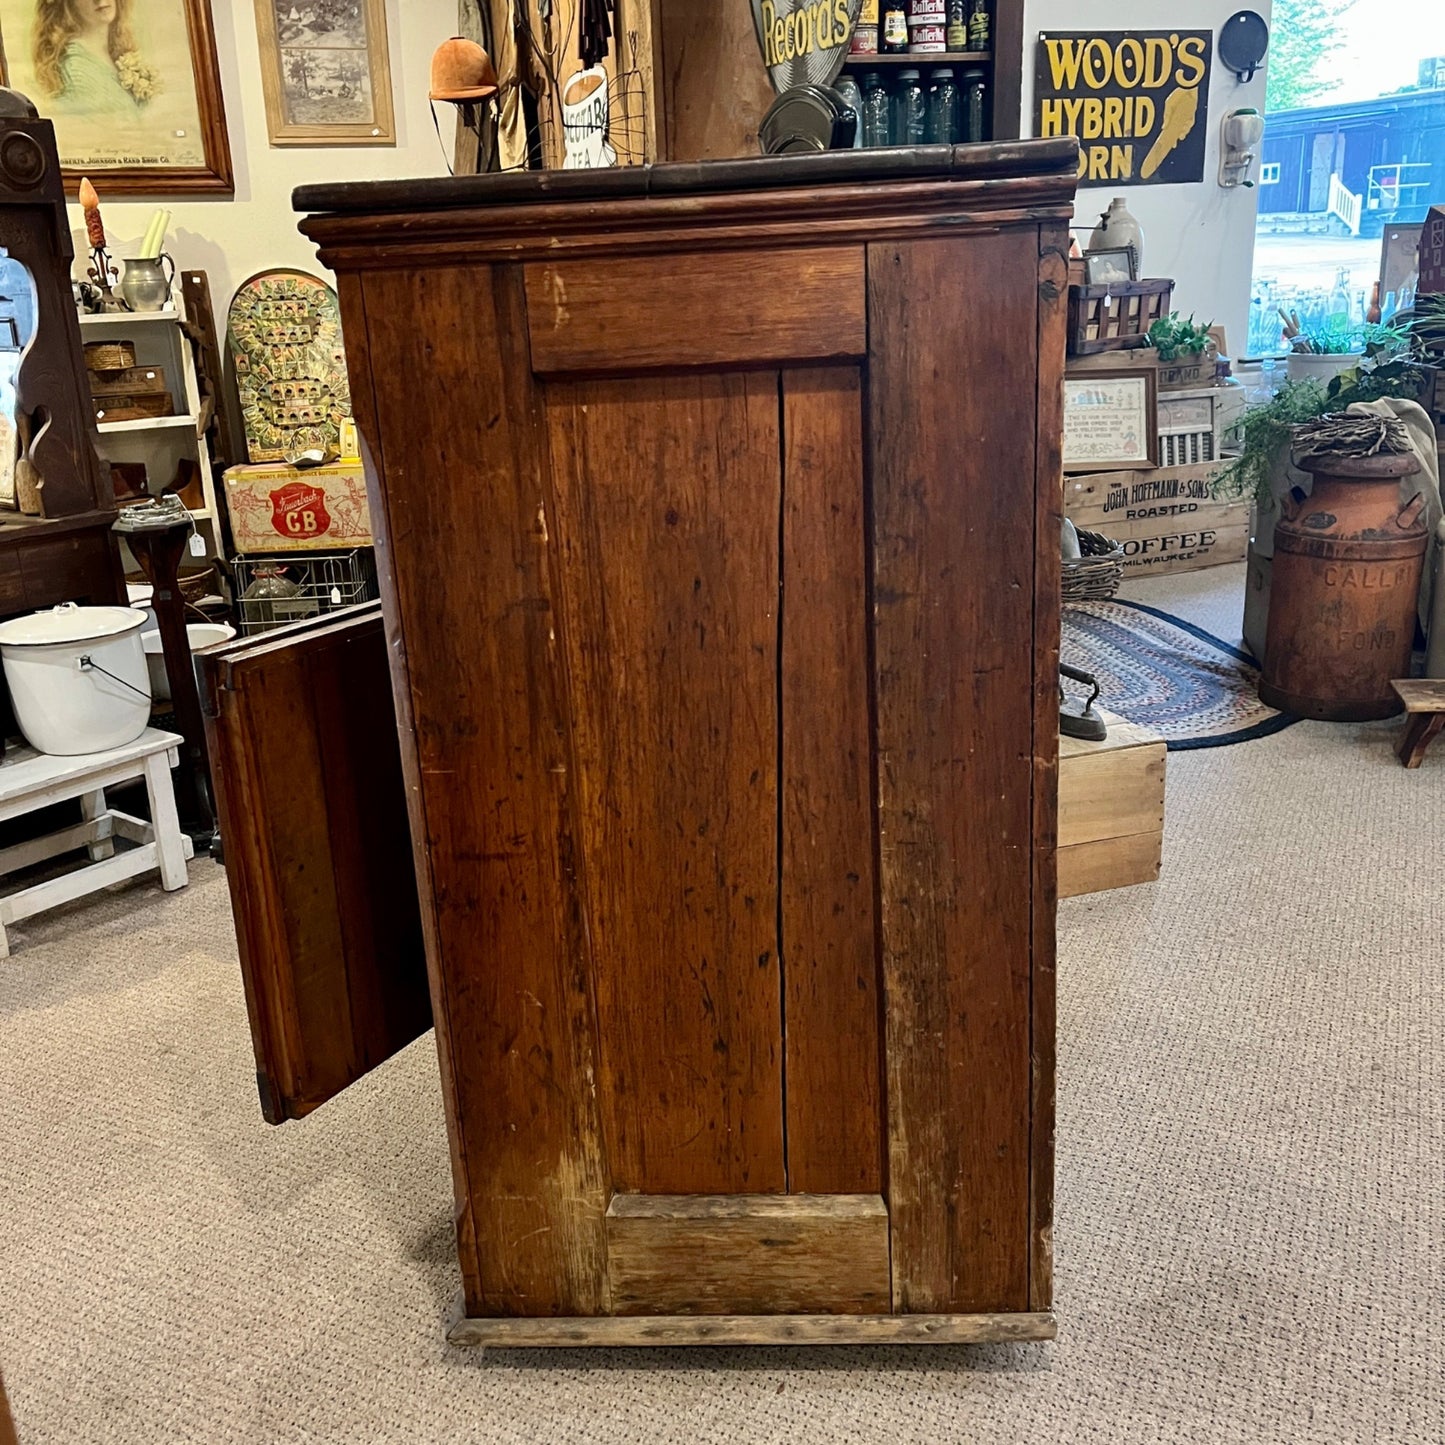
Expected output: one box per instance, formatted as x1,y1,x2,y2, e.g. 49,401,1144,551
1089,198,1144,275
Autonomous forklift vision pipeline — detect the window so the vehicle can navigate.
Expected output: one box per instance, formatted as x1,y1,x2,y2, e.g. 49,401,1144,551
1259,162,1281,185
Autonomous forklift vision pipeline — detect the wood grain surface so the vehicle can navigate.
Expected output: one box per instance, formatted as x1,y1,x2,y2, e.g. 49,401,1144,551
545,371,786,1197
357,264,612,1318
869,233,1040,1315
525,250,867,376
780,368,884,1196
449,1308,1059,1348
605,1194,890,1315
1057,830,1162,898
654,0,777,160
199,606,430,1124
1030,219,1069,1312
0,1369,15,1445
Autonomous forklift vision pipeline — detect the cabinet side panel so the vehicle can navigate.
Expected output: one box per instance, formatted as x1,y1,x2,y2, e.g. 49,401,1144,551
780,367,884,1196
1031,221,1069,1312
545,372,786,1197
357,264,611,1318
869,232,1038,1314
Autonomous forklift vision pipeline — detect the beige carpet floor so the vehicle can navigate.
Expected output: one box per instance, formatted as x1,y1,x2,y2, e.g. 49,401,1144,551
2,564,1442,1444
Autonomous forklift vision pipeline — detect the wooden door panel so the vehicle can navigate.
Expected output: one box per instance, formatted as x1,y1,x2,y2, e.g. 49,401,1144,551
545,372,786,1197
200,604,430,1124
869,234,1040,1314
780,368,884,1195
355,264,612,1318
524,249,867,376
605,1194,890,1315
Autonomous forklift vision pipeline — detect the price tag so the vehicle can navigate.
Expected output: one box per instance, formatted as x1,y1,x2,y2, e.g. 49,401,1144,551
189,533,206,557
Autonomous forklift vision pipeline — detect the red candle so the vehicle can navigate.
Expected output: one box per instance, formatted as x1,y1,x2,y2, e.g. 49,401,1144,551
79,177,105,250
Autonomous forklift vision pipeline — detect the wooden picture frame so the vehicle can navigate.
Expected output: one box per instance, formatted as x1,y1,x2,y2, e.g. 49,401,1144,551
253,0,395,147
0,0,232,195
1062,366,1159,473
1083,247,1137,286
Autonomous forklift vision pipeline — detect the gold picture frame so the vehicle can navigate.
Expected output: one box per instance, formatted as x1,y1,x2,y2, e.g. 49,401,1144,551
254,0,395,147
0,0,233,195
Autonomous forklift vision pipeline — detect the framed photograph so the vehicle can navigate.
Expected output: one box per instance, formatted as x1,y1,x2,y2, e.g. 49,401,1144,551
1062,367,1159,473
253,0,395,147
0,0,232,195
1084,248,1138,286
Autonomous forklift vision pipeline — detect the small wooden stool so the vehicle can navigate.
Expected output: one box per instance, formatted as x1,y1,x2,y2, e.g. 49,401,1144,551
0,728,193,957
1390,680,1445,768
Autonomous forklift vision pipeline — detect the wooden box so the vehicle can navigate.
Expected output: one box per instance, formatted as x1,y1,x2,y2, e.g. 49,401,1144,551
1067,279,1174,355
1065,462,1249,576
202,141,1080,1349
88,363,169,398
92,394,174,424
223,462,372,553
1059,711,1165,898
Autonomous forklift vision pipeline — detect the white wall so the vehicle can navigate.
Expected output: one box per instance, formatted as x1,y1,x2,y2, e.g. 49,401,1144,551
1022,0,1273,355
64,0,457,310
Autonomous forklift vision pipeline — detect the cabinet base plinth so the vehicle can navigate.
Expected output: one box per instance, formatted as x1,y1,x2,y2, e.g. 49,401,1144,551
447,1308,1058,1349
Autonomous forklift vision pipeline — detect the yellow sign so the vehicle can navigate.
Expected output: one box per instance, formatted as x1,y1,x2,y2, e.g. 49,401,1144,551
1036,31,1214,187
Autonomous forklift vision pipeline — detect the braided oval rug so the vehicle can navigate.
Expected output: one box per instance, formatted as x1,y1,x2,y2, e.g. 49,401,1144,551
1061,598,1299,751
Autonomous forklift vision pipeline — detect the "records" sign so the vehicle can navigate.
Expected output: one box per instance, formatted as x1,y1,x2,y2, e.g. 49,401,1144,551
752,0,863,93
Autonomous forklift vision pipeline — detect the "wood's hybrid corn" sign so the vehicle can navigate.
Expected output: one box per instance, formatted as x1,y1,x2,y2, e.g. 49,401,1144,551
1035,30,1214,187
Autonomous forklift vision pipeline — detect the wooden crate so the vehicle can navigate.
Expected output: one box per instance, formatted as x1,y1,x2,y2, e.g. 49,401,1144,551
1067,279,1174,355
1064,461,1248,576
1059,710,1165,899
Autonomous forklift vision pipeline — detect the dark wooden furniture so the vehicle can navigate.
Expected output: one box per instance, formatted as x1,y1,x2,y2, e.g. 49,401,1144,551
200,605,430,1122
0,91,123,734
1391,680,1445,768
206,140,1075,1347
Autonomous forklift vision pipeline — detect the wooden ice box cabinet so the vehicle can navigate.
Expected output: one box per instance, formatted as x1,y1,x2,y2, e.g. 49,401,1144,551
204,141,1078,1348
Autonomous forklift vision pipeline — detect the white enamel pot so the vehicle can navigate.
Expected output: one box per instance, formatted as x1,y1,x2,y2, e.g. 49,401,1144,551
0,603,152,755
142,622,236,702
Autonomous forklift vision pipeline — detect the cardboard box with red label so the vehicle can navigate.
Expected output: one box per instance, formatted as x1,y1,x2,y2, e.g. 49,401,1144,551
224,462,372,553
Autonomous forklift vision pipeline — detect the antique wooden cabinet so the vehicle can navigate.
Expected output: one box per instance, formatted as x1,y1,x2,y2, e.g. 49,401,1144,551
206,141,1076,1347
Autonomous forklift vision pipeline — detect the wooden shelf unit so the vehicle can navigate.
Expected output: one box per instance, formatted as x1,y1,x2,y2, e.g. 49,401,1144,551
836,0,1023,141
84,293,223,560
841,50,992,66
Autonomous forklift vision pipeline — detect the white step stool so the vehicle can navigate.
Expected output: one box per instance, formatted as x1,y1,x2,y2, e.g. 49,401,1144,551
0,728,193,958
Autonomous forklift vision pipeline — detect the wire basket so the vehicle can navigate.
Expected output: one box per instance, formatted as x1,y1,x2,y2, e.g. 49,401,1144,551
1062,529,1125,603
233,548,377,636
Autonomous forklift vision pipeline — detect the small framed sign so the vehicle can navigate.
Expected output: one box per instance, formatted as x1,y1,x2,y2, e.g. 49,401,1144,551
1063,368,1159,472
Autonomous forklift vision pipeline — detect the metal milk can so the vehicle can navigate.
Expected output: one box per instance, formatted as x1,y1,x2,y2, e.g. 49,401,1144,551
1259,451,1427,721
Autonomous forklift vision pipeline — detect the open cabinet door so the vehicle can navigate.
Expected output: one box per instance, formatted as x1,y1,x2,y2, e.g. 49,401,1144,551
200,604,431,1124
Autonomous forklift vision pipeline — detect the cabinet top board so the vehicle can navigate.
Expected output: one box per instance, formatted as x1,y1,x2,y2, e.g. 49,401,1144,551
293,138,1079,218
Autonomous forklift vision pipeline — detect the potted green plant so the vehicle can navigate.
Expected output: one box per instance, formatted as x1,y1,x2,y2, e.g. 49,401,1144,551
1282,314,1409,386
1144,312,1215,389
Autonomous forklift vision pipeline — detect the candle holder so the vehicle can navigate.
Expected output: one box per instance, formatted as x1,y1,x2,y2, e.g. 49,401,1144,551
86,244,127,312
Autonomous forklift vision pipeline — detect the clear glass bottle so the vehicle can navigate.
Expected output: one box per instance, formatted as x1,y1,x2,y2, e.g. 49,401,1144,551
925,68,961,145
242,567,316,631
962,68,987,143
834,74,864,149
860,71,891,148
891,69,926,148
946,0,968,50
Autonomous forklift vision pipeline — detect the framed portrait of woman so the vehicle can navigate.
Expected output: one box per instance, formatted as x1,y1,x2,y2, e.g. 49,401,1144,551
0,0,233,194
